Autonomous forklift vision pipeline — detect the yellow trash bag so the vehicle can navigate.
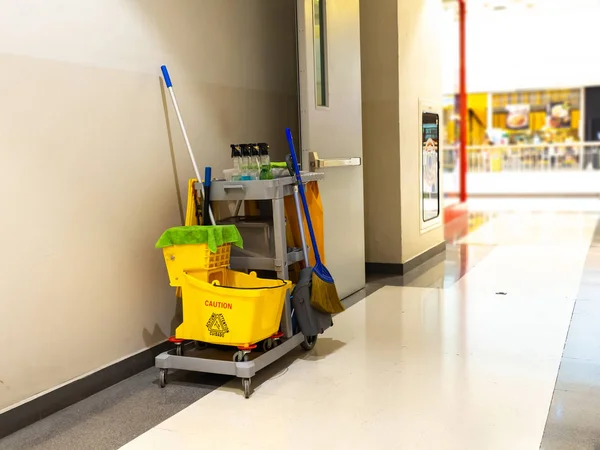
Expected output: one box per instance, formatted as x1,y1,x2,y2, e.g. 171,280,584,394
184,178,201,226
284,181,326,268
175,178,201,297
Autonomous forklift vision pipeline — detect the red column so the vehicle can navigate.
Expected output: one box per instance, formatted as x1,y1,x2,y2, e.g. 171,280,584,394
458,0,467,203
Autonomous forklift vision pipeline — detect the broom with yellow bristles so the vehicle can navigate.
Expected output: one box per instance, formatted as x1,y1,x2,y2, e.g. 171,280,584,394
286,128,344,314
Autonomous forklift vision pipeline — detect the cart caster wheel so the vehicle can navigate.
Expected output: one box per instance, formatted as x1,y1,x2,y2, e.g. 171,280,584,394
233,351,247,362
159,369,168,388
242,378,252,399
301,335,317,351
168,337,185,356
261,338,274,352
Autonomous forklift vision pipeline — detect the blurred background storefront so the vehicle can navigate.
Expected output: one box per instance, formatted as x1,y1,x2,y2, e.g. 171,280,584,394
442,0,600,198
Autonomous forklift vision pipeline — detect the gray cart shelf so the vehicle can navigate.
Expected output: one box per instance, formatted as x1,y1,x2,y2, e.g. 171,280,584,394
155,173,324,398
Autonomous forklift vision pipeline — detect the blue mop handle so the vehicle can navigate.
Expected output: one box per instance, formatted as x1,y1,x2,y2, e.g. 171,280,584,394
161,65,172,88
160,64,215,226
285,128,322,266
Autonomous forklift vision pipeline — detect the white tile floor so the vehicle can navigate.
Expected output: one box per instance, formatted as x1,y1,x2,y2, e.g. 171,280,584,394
444,171,600,196
122,204,599,450
457,197,600,213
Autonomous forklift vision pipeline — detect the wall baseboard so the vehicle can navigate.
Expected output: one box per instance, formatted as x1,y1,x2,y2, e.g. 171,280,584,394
0,341,172,439
366,241,446,276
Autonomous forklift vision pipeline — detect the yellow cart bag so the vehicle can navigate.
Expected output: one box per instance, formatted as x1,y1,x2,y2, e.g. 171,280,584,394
283,180,326,268
184,178,201,226
174,178,201,297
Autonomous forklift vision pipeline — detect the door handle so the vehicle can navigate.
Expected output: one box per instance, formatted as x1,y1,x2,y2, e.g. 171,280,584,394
309,152,362,171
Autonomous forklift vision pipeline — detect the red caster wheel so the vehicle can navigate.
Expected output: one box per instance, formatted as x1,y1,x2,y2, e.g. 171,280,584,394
168,336,185,356
271,332,284,348
233,345,256,362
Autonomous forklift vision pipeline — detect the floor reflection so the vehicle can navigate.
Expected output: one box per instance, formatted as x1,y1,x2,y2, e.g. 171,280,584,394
366,206,496,290
367,243,494,290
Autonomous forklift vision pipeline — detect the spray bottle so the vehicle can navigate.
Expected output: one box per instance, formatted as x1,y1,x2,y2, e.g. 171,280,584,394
230,144,242,181
249,143,261,180
259,143,274,180
240,144,252,180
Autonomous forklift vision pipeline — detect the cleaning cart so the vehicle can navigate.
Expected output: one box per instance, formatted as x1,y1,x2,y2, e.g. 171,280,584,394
154,173,324,398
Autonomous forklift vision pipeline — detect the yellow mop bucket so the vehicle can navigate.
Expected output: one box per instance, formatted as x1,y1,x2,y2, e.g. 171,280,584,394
177,270,291,347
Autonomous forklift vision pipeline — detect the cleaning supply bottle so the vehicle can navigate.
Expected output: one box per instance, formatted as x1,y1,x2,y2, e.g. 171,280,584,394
249,143,260,180
254,144,263,180
230,144,242,181
240,144,252,180
259,143,274,180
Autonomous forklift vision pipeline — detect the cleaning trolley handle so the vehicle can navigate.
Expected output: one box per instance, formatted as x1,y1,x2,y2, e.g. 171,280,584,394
285,128,322,265
161,64,215,225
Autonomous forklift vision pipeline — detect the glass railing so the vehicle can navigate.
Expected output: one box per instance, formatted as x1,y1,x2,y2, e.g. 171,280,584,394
442,142,600,173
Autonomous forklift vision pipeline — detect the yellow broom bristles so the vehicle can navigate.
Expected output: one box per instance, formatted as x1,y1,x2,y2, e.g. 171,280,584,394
310,273,345,314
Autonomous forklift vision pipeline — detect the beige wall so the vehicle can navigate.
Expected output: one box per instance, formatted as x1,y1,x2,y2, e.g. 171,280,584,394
0,0,297,411
361,0,444,265
360,0,402,264
397,0,444,262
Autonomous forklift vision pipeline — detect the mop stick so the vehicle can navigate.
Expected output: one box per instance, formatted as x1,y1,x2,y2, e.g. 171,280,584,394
161,65,215,226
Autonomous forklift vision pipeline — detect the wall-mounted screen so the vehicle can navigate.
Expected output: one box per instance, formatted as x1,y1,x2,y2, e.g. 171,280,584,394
422,112,440,222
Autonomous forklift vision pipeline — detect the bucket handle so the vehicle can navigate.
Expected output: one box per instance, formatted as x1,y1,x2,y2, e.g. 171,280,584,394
184,273,290,291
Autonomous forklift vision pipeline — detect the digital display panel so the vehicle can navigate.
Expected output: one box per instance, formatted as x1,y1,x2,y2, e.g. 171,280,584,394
422,112,440,222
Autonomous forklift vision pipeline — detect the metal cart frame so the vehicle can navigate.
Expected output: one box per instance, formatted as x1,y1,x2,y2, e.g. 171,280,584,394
155,173,324,398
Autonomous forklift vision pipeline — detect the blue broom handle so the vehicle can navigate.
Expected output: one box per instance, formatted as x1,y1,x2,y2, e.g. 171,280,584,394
285,128,322,266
